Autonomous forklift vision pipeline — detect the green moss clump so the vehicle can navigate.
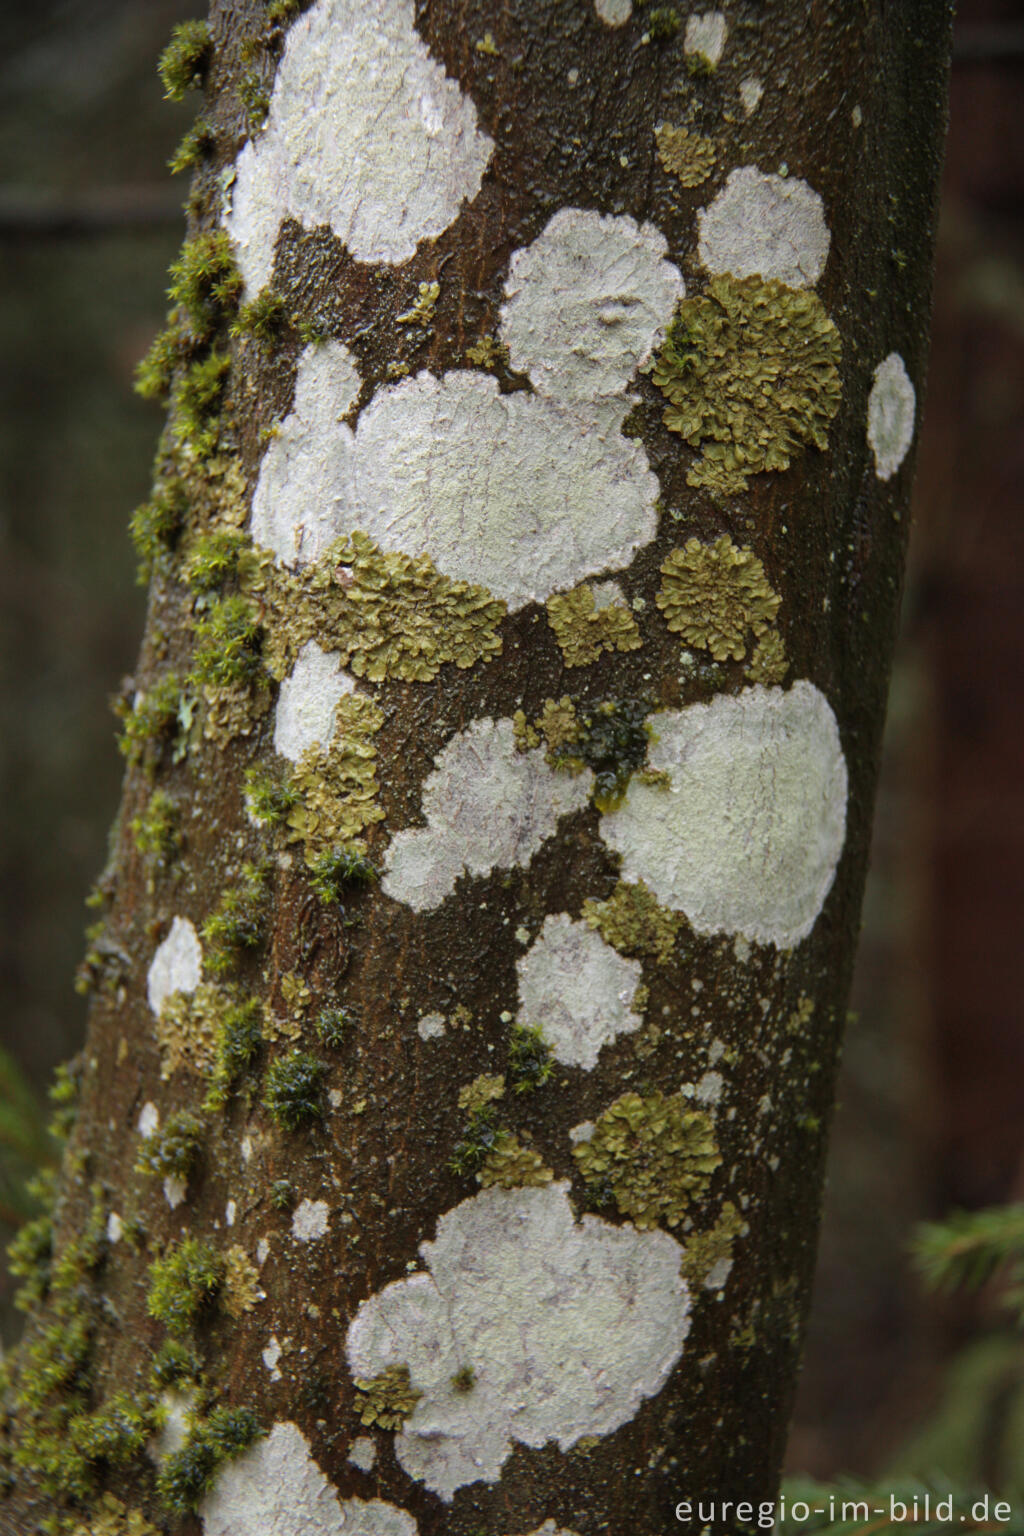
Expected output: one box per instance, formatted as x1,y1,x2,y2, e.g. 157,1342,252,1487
647,6,681,38
156,1405,261,1515
169,232,243,344
507,1024,553,1094
573,698,654,812
267,0,303,21
449,1105,505,1178
189,594,263,688
238,71,271,130
173,349,232,458
574,1091,720,1228
201,862,271,976
182,528,249,594
656,536,781,662
147,1238,224,1336
169,115,215,176
158,20,212,100
131,789,181,868
270,1178,295,1211
134,321,189,403
263,1051,325,1131
135,1111,204,1181
231,288,289,342
7,1170,57,1310
204,997,263,1110
354,1365,421,1430
582,879,683,963
652,274,842,494
150,1338,203,1389
129,478,188,580
116,674,187,769
67,1391,154,1467
244,764,300,827
316,1006,355,1049
309,847,378,905
48,1061,80,1141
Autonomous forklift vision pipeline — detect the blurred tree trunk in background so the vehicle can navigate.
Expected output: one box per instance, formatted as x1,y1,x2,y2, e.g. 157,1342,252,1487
0,2,951,1533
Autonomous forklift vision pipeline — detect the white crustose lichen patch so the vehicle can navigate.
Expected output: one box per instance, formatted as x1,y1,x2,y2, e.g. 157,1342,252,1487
594,0,632,24
867,352,916,481
224,0,492,291
739,77,764,117
146,916,202,1015
292,1199,330,1242
273,640,357,762
346,1182,690,1500
200,1420,418,1536
516,913,644,1070
417,1013,446,1040
383,717,593,912
348,1437,377,1472
600,683,848,948
697,166,830,288
251,341,362,568
684,11,727,65
250,210,681,607
500,208,682,405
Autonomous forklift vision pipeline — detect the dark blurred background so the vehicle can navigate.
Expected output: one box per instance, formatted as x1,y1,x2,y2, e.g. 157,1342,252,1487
0,0,1022,1495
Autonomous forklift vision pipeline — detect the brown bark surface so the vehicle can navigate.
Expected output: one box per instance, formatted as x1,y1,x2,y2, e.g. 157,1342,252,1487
1,3,952,1533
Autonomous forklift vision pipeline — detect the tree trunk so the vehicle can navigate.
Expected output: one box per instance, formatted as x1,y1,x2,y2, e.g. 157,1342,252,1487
1,2,952,1533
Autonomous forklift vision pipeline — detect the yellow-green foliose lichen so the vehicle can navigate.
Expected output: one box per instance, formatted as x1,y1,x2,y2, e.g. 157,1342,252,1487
354,1365,421,1430
656,536,781,661
582,879,685,963
652,274,842,493
284,692,385,865
546,583,641,668
478,1135,554,1190
255,532,505,684
654,123,716,187
573,1090,721,1228
745,626,789,684
457,1074,506,1117
680,1201,745,1288
155,983,229,1079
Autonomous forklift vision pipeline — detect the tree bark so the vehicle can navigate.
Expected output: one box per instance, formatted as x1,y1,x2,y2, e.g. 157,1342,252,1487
1,2,952,1533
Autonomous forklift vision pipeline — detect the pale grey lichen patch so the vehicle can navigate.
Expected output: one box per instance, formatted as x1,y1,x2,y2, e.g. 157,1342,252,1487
600,683,848,947
521,1526,580,1536
250,341,362,567
106,1212,124,1244
348,373,660,608
867,352,916,481
684,11,727,66
697,167,830,288
345,1183,690,1500
739,77,764,117
252,211,677,606
292,1199,330,1242
147,916,202,1015
224,0,492,290
516,914,644,1071
383,718,593,912
274,641,357,762
416,1013,446,1041
594,0,632,24
500,208,682,405
349,1437,377,1472
138,1102,160,1139
200,1420,419,1536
